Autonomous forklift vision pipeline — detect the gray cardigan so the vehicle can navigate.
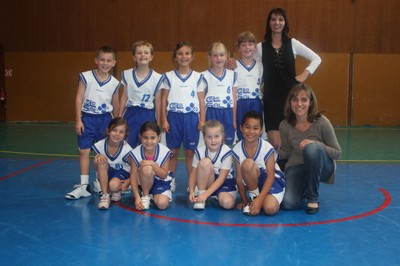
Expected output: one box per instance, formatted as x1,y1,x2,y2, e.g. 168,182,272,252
278,115,341,174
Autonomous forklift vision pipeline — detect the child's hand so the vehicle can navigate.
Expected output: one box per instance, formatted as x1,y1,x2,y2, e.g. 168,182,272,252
248,197,262,216
134,196,144,210
236,201,247,210
140,160,154,169
195,193,207,203
75,121,84,136
95,154,107,165
162,120,170,133
188,192,196,203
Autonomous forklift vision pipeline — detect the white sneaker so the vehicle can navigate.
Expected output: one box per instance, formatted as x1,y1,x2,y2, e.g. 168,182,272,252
242,204,251,215
65,184,91,199
98,194,111,210
141,195,151,210
111,191,121,202
243,196,257,216
193,202,205,210
170,178,176,193
92,179,102,195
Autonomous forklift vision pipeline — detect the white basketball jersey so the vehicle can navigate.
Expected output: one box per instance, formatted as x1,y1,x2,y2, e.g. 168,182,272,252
193,144,234,180
92,138,132,172
235,59,263,100
163,70,204,113
202,68,238,109
121,68,163,109
129,143,173,181
80,70,120,114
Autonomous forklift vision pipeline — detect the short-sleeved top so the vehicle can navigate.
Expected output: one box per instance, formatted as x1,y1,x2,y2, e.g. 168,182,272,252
232,138,285,193
163,69,204,113
79,70,120,114
235,59,263,100
92,138,132,173
129,143,173,181
202,68,238,109
121,68,163,109
192,144,234,180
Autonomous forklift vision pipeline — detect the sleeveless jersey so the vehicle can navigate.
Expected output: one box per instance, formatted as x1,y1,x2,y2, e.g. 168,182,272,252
235,59,263,100
92,138,132,173
193,144,234,180
232,138,285,192
79,70,120,114
129,143,173,181
163,70,204,113
121,68,163,109
202,68,237,109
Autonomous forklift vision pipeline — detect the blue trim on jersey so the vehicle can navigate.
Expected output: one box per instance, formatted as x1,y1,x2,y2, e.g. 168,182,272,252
173,69,193,83
208,68,226,82
264,148,274,164
241,138,262,160
79,73,87,86
238,59,256,72
205,145,222,164
92,70,112,87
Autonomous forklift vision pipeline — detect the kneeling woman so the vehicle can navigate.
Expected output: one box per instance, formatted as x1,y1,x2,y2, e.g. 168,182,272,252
278,83,341,214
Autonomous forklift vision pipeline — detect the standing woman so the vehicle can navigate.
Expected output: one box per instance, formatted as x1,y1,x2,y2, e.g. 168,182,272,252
278,83,341,214
257,8,322,149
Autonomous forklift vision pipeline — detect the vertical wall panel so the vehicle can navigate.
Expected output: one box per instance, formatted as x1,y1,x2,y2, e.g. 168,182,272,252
352,54,400,126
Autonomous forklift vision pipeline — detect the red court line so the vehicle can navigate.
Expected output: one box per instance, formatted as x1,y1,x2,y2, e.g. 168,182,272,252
116,188,391,227
0,159,53,180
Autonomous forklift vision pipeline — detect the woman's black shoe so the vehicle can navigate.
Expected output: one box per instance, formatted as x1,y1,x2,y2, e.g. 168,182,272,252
305,204,319,214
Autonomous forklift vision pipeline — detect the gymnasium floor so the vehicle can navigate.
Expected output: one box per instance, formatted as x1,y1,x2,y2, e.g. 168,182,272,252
1,123,400,266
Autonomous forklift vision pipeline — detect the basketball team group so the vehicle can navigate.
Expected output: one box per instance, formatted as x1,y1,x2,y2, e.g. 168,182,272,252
64,8,342,216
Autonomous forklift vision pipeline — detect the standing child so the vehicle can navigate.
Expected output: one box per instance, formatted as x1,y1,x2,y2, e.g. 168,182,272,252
129,121,173,210
202,42,238,145
188,120,237,210
65,45,120,200
119,40,164,148
234,32,264,141
161,42,205,186
92,117,132,210
232,111,285,216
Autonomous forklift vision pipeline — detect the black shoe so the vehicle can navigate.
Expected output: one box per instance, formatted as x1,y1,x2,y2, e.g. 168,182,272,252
305,204,319,214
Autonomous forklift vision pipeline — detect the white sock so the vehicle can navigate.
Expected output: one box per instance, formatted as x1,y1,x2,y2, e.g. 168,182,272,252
249,188,259,200
198,189,206,195
80,175,89,185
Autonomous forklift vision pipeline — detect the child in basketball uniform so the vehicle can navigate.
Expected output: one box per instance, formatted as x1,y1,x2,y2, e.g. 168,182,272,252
234,32,264,141
202,42,238,145
161,42,205,186
65,45,120,200
232,111,285,216
188,120,237,210
119,40,164,148
129,121,174,210
93,117,132,210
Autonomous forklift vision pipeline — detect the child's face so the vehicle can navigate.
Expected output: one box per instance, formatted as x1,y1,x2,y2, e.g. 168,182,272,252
108,124,127,144
204,126,223,152
240,118,263,143
238,41,256,59
174,45,193,68
133,45,153,66
140,129,160,152
95,52,116,74
209,50,227,69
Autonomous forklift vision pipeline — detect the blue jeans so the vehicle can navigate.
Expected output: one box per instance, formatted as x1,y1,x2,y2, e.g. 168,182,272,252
281,143,334,209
